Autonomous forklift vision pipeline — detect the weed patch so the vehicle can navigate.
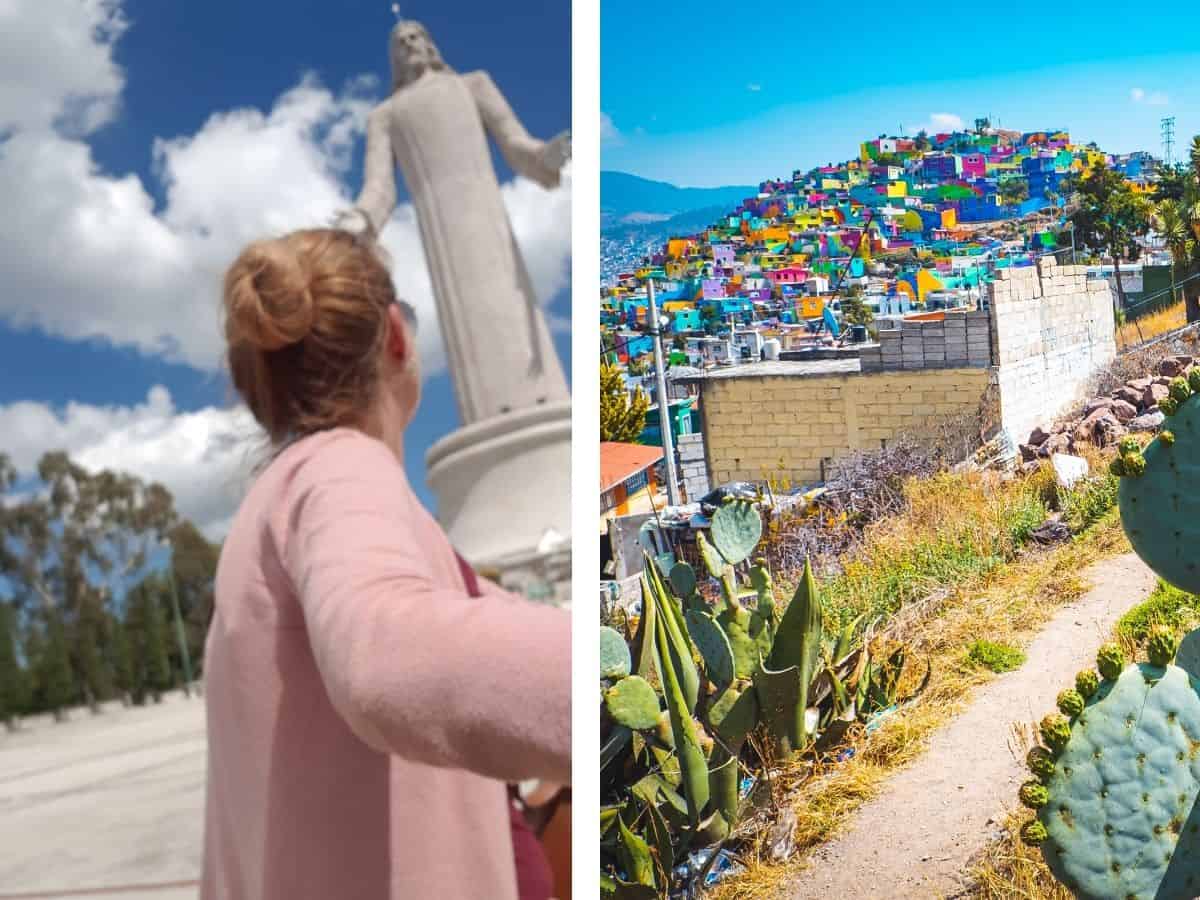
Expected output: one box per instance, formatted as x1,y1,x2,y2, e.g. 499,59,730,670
966,640,1026,673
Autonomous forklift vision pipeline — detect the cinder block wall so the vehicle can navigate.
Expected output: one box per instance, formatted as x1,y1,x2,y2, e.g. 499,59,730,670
701,368,991,486
861,309,992,371
989,258,1116,441
676,433,710,501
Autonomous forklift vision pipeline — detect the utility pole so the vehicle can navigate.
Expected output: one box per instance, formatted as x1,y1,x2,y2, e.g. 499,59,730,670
646,279,682,506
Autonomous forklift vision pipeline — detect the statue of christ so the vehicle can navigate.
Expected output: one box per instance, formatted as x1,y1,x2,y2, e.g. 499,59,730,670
337,20,571,424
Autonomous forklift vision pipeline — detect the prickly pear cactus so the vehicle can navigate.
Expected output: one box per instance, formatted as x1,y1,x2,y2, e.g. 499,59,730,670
1115,375,1200,594
1019,631,1200,899
601,626,632,680
710,500,763,566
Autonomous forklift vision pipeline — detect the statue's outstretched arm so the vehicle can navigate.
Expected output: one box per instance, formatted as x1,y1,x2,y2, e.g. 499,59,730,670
354,106,398,236
467,71,566,189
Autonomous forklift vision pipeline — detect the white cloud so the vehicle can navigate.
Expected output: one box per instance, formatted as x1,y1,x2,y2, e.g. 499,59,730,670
930,113,964,131
0,388,261,539
904,112,965,135
0,0,572,377
1131,86,1168,106
601,111,623,146
746,83,762,93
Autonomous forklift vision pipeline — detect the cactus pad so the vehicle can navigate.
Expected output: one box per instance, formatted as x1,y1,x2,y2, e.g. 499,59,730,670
709,500,763,566
604,675,661,730
685,609,736,690
1117,394,1200,593
669,561,697,599
1034,662,1200,899
601,626,632,680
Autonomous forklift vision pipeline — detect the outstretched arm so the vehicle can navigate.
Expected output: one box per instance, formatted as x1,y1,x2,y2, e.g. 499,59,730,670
278,431,570,786
467,71,566,189
353,106,398,236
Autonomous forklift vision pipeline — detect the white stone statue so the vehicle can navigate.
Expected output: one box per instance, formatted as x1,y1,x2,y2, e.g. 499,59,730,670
337,19,571,425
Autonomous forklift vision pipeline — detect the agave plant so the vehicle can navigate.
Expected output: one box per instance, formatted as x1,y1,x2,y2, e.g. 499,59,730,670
600,500,928,895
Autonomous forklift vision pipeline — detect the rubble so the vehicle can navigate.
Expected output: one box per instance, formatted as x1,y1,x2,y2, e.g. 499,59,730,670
1021,356,1190,456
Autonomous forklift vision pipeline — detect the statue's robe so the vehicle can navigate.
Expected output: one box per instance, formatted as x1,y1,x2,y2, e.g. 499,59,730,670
357,70,569,425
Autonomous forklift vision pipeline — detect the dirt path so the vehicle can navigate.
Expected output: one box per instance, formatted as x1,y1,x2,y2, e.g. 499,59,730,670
788,552,1156,899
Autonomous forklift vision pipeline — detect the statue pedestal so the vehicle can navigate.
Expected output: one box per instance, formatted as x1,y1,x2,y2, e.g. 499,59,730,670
426,401,571,606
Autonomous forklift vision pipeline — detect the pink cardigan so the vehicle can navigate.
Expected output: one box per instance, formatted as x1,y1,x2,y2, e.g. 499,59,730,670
200,428,571,899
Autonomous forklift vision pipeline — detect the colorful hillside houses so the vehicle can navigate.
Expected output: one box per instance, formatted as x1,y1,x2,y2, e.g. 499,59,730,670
599,123,1164,430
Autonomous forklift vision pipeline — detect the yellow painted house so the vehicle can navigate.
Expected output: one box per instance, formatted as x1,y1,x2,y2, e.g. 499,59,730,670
797,296,825,319
666,238,691,259
886,181,908,198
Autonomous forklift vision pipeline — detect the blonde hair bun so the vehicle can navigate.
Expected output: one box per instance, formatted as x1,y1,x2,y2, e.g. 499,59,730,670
224,238,317,351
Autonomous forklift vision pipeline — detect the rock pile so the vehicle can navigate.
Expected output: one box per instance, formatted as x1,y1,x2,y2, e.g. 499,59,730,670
1019,355,1192,461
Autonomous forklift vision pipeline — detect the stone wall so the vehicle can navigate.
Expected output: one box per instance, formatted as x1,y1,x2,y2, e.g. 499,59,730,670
701,367,992,486
989,258,1116,443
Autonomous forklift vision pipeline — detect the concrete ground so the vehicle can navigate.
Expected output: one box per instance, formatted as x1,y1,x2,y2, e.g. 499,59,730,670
0,692,204,899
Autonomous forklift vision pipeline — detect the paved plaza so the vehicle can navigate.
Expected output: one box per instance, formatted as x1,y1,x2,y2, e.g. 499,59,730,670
0,693,205,899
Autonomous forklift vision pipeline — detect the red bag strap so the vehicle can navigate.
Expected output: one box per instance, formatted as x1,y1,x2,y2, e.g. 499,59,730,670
455,552,483,598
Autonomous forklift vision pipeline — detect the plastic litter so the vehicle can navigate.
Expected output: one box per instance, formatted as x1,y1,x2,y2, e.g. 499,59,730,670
739,774,756,798
764,806,797,862
865,704,898,734
687,848,744,885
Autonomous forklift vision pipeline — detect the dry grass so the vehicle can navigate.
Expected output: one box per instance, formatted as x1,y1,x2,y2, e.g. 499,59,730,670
705,484,1130,900
1117,299,1187,348
969,808,1074,900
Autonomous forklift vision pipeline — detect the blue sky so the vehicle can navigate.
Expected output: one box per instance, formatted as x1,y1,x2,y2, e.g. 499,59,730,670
601,2,1200,187
0,0,570,536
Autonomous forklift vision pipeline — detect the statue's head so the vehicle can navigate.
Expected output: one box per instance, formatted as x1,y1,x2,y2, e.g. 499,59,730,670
389,20,448,89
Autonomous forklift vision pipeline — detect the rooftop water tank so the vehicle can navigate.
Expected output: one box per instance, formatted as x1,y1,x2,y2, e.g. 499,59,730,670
763,338,781,360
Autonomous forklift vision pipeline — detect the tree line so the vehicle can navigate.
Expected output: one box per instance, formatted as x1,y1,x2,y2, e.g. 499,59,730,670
0,451,219,730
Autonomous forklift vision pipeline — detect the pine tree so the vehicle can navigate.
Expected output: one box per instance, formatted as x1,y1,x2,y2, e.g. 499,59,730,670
600,362,651,443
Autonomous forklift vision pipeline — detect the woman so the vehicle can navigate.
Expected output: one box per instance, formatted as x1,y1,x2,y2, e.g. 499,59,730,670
200,228,570,899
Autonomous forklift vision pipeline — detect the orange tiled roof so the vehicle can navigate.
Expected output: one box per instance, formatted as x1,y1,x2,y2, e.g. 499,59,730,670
600,442,663,493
